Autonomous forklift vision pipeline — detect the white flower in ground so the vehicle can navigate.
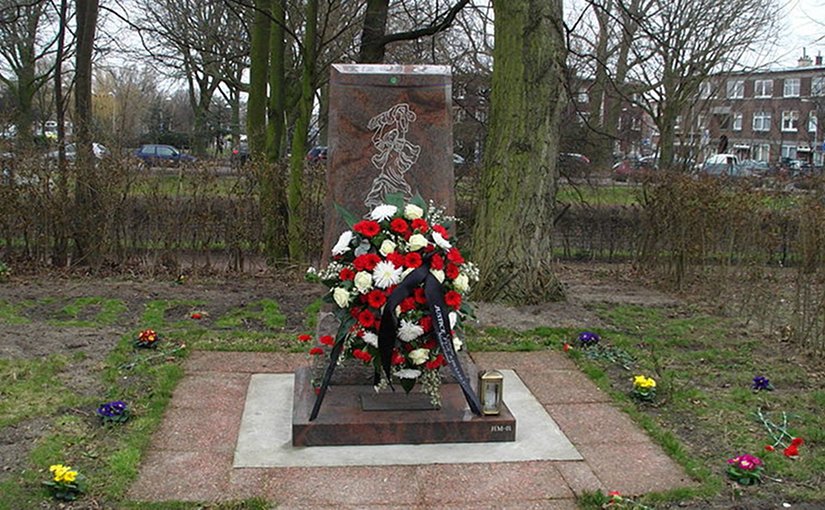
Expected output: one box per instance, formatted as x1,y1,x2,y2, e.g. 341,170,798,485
369,204,398,222
394,368,421,379
379,239,397,256
362,330,379,348
430,269,445,283
331,230,353,255
372,261,402,289
432,231,452,249
453,273,470,292
409,348,430,365
404,204,424,220
332,287,351,308
407,233,429,251
353,271,373,293
398,319,424,342
453,336,463,351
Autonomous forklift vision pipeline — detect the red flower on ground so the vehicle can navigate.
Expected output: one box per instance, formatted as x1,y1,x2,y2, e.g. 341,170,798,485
411,218,429,233
358,310,376,328
386,252,405,268
353,253,382,271
444,290,462,310
190,312,203,320
366,290,387,309
309,347,324,355
432,224,449,239
353,349,373,362
446,247,464,265
791,437,804,446
298,334,312,342
563,343,571,352
319,335,335,346
404,252,423,269
783,445,799,457
353,220,381,237
430,253,444,270
764,445,775,452
339,267,355,281
445,263,460,280
390,218,409,234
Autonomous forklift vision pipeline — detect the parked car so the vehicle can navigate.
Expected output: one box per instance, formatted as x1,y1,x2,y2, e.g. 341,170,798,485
47,142,110,161
231,142,249,169
612,157,658,182
134,144,196,167
736,159,770,176
306,146,327,163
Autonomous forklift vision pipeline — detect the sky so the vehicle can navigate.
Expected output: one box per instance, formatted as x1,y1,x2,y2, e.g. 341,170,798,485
768,0,823,66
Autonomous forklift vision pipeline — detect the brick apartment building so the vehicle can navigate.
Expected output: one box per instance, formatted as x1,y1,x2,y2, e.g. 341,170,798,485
698,52,825,167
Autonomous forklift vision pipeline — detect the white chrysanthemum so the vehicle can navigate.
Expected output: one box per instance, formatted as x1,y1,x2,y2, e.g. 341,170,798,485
409,348,430,365
453,273,470,292
453,336,463,351
394,368,421,379
372,261,402,289
430,269,445,283
354,271,373,293
331,230,353,255
432,231,452,249
332,287,351,308
379,239,397,256
362,331,379,348
404,204,424,220
407,233,429,251
369,204,398,221
398,319,424,342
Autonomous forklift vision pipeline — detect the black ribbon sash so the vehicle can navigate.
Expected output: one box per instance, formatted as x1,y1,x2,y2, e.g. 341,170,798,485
309,258,482,420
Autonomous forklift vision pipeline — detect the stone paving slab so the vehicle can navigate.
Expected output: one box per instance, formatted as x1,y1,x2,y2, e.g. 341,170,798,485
128,351,696,506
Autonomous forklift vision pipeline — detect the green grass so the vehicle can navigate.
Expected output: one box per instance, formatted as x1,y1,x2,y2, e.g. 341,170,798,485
213,299,286,330
0,356,85,428
49,297,128,327
0,298,33,324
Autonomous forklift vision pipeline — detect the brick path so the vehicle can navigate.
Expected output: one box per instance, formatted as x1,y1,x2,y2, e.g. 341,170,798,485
127,351,694,508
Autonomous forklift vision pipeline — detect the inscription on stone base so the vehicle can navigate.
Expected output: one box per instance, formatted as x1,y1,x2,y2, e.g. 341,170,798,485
360,392,439,411
292,366,516,446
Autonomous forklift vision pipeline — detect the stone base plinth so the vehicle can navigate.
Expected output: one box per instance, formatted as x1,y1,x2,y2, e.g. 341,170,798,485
292,366,516,446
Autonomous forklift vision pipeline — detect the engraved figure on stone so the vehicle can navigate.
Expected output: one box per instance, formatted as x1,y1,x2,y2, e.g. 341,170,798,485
364,103,421,209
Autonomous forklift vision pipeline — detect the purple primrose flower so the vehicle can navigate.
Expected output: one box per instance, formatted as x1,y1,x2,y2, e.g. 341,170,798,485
752,376,773,391
97,400,128,418
577,331,601,346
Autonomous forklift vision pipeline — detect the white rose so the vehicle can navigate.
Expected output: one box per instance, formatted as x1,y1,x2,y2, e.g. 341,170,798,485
432,231,452,250
407,234,429,251
379,239,397,256
404,204,424,220
453,336,463,351
453,273,470,292
353,271,373,293
331,230,353,256
409,348,430,365
430,269,445,283
369,204,397,221
332,287,351,308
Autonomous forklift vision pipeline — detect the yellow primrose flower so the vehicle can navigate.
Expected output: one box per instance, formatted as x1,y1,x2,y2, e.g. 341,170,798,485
633,375,656,389
62,470,78,483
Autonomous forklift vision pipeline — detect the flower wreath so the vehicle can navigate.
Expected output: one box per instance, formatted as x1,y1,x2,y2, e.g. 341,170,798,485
307,194,480,413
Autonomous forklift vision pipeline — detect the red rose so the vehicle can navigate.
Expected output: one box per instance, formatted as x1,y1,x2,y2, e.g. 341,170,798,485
319,335,335,346
419,315,433,332
386,252,405,268
784,445,799,457
358,310,376,328
391,350,406,365
432,224,449,239
298,334,312,342
404,252,423,269
353,349,373,363
444,290,462,310
353,220,381,237
339,267,355,281
791,437,804,446
430,253,444,270
446,248,464,265
309,347,324,355
390,218,409,234
366,290,387,309
353,253,381,271
400,297,417,313
445,263,460,280
191,312,203,320
425,354,445,370
411,218,429,233
422,339,437,350
413,287,427,304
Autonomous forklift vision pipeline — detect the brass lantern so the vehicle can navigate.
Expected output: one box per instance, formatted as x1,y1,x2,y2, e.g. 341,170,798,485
479,370,504,415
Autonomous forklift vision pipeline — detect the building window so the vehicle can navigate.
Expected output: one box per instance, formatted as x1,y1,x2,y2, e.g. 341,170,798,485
733,112,743,131
809,111,818,133
754,144,770,162
781,144,797,160
576,88,589,103
781,110,799,132
813,76,825,96
727,80,744,99
783,78,800,97
753,111,771,132
754,79,773,98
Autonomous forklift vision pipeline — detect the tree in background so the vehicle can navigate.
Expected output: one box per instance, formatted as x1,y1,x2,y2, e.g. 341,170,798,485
471,0,566,303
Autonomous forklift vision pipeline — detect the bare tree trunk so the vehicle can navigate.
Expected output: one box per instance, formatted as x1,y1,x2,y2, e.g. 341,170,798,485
247,0,271,158
471,0,566,304
52,0,70,267
358,0,389,63
589,0,613,167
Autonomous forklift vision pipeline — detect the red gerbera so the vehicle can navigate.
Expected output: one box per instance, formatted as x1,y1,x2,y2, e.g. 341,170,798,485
430,253,444,270
413,287,427,304
419,315,433,332
366,289,387,309
432,224,449,239
298,334,312,342
319,335,335,346
445,263,460,280
390,218,409,234
446,248,464,265
399,297,417,313
358,310,376,328
353,220,381,237
353,253,382,271
309,347,324,355
444,290,462,310
386,252,405,268
404,252,423,268
391,350,406,365
339,267,355,281
411,218,429,233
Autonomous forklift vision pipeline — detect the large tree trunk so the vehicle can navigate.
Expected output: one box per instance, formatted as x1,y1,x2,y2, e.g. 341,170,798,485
52,0,70,267
358,0,389,63
73,0,102,266
471,0,566,304
247,0,271,158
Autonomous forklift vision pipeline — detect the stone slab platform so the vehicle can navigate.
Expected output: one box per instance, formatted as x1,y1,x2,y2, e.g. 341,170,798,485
292,366,516,446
